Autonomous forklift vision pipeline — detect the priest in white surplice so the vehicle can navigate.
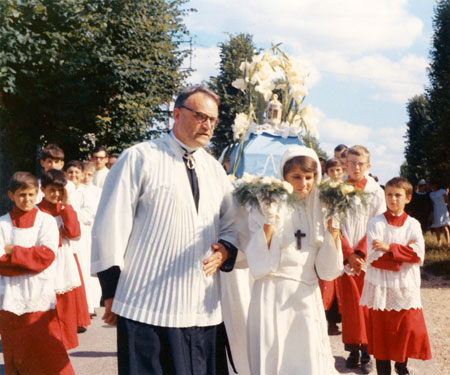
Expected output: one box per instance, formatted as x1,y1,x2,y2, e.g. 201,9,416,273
91,86,239,375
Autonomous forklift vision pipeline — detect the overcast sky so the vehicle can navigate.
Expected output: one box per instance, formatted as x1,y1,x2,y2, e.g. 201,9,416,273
182,0,435,183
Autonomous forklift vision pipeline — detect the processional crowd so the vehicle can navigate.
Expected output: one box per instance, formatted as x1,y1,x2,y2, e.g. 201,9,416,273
0,85,444,375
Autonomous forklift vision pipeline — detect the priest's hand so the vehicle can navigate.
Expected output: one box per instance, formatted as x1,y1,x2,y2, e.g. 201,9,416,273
203,243,229,277
102,298,117,326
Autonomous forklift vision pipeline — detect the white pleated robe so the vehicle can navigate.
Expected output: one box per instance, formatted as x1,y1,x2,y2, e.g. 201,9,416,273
91,134,238,327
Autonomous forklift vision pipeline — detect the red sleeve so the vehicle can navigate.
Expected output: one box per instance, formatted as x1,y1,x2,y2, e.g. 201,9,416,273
371,252,402,271
0,245,55,276
60,205,81,239
389,244,421,264
340,233,354,263
354,236,367,260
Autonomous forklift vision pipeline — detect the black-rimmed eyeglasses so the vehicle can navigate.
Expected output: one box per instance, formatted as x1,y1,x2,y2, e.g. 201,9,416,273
179,105,218,126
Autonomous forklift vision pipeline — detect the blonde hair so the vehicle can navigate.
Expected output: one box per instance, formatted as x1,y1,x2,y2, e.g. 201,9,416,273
347,145,370,163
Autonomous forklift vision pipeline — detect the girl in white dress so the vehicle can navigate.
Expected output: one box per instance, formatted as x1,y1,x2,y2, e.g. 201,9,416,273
244,146,343,375
429,183,450,246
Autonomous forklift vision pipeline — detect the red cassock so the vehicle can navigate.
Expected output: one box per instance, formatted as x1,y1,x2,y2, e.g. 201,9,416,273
38,200,90,344
0,207,74,375
365,213,432,362
337,234,369,346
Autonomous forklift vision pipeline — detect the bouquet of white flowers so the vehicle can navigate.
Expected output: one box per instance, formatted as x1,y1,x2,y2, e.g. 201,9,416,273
233,173,299,210
318,178,369,220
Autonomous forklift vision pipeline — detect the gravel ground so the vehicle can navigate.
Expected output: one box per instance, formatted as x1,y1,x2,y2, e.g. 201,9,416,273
0,275,448,374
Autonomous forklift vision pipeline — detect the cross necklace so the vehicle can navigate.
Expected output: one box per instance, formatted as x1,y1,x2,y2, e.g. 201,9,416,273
295,229,306,250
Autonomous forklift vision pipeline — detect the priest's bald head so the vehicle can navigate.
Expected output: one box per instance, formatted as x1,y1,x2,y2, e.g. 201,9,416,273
173,86,220,148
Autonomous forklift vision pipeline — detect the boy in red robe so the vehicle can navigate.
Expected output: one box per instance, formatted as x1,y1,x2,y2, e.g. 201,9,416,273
338,145,386,373
38,169,83,350
360,177,431,375
0,171,74,375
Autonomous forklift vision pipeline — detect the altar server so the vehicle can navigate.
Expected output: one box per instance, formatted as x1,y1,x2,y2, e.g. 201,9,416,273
361,177,431,375
91,86,239,375
38,169,82,350
244,146,343,375
338,145,386,374
0,172,74,375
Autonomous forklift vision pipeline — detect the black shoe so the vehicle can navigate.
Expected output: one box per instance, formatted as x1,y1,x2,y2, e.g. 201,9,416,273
345,351,360,368
77,326,87,333
394,362,409,375
328,322,341,336
361,354,373,374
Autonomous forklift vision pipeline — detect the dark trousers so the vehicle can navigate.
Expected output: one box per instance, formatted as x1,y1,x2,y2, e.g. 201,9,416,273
117,316,219,375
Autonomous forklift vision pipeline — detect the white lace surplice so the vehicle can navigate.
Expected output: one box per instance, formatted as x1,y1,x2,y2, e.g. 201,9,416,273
360,214,424,311
0,211,59,315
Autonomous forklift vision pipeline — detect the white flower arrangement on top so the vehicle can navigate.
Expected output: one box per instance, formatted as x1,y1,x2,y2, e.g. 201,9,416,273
228,45,319,176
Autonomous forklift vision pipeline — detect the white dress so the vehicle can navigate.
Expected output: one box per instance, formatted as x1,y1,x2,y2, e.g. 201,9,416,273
429,189,450,228
244,204,343,375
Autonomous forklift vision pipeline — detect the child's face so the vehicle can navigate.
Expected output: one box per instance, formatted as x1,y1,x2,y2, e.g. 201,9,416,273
40,158,64,172
284,166,315,199
65,167,83,188
8,187,38,212
41,184,64,205
327,166,344,181
346,154,370,181
83,168,95,185
385,186,411,215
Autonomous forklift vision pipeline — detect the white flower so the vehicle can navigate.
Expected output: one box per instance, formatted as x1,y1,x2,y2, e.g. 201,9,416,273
283,181,294,194
261,176,272,184
290,83,308,104
300,104,319,137
242,172,255,183
341,184,355,195
232,112,250,140
232,78,247,92
239,61,251,73
329,180,340,188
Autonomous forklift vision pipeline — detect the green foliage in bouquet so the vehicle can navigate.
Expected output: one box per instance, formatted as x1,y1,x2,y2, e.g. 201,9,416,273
233,174,300,208
319,179,370,219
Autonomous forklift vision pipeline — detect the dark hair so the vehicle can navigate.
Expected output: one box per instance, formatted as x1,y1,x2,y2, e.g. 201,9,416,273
40,144,64,161
8,171,38,193
92,146,108,156
64,160,84,172
174,86,220,108
325,157,343,172
41,169,67,188
334,144,348,153
283,156,318,178
386,177,413,196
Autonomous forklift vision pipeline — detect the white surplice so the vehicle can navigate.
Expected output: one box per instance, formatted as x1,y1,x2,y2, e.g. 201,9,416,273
245,203,343,375
91,133,238,327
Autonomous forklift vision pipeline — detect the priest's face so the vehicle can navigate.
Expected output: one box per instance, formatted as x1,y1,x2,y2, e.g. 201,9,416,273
173,92,219,148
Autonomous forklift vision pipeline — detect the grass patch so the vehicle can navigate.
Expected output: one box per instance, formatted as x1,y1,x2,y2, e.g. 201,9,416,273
423,232,450,279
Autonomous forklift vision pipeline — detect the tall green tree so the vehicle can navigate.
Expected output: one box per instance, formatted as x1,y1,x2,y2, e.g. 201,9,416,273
209,33,258,157
0,0,191,172
426,0,450,185
403,95,432,184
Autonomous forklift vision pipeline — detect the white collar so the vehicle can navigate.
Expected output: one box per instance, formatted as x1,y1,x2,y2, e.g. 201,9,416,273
170,131,199,154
